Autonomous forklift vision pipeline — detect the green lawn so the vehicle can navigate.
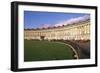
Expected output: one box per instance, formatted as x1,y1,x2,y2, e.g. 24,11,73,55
24,40,74,62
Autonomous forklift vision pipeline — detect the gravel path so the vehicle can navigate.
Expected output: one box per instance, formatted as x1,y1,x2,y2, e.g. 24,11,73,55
56,40,90,59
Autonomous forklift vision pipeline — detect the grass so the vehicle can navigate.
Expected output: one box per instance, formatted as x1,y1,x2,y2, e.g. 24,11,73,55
24,40,74,62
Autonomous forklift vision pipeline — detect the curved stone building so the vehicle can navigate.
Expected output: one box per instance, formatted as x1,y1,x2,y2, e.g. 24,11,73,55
24,19,90,40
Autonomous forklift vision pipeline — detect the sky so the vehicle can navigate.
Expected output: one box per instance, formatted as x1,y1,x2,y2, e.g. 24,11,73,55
24,11,90,29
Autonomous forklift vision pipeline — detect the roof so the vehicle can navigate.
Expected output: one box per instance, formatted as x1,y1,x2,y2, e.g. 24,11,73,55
25,19,90,31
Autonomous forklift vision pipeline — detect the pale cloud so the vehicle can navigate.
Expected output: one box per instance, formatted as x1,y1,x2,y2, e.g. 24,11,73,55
39,24,51,28
40,15,90,28
54,15,90,27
